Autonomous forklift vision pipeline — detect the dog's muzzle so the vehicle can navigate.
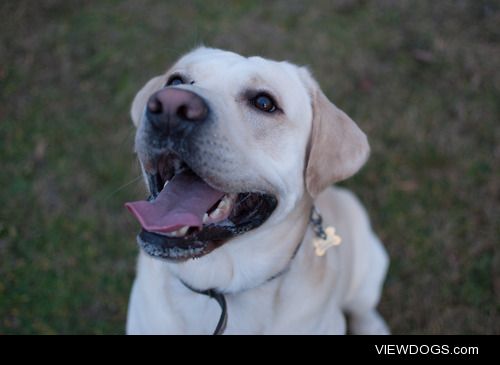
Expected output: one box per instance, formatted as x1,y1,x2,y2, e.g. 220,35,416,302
125,87,278,261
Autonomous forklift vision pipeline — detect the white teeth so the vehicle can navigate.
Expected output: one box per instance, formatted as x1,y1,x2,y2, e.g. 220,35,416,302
203,213,209,223
207,194,236,221
164,225,189,237
218,199,228,210
177,225,189,236
218,194,232,209
163,180,169,188
209,207,224,220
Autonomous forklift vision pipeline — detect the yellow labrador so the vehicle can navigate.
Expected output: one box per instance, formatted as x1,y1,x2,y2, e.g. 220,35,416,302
125,47,389,334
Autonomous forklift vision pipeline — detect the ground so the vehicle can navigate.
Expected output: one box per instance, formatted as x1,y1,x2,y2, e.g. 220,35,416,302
0,0,498,334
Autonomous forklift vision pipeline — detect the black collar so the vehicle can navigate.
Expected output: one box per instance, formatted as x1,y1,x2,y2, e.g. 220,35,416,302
180,206,325,335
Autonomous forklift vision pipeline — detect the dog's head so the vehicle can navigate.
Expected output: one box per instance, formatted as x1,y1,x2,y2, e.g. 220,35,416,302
126,47,369,262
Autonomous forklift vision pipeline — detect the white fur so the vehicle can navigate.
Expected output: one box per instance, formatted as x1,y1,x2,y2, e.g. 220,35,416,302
126,48,389,334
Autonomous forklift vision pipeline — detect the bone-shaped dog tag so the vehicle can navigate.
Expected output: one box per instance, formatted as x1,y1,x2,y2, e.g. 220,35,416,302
313,226,342,256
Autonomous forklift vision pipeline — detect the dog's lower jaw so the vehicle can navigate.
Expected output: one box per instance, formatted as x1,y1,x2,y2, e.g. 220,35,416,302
160,195,313,294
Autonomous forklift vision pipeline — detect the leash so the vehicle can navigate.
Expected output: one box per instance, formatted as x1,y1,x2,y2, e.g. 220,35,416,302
181,281,228,335
181,205,336,335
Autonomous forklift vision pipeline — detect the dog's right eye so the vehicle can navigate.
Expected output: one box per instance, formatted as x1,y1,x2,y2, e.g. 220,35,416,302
252,93,277,113
165,75,185,86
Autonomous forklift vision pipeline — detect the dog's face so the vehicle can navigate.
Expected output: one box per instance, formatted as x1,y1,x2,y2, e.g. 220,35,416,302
126,47,369,262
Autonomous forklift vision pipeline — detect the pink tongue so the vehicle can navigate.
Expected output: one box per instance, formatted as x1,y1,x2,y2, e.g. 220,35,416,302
125,170,225,233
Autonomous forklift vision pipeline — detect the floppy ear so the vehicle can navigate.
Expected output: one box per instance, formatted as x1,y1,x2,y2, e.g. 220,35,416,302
305,86,370,197
130,75,165,127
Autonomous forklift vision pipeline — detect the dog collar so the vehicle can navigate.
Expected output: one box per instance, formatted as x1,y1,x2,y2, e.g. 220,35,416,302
180,205,333,335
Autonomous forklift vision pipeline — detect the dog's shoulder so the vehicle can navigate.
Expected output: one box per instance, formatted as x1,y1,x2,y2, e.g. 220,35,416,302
315,186,372,233
314,186,381,272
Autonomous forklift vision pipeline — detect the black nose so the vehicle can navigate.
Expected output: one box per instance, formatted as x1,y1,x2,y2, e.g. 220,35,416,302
146,88,208,133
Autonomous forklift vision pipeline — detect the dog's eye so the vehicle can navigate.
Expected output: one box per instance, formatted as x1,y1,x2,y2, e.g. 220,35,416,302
166,76,185,86
252,93,277,113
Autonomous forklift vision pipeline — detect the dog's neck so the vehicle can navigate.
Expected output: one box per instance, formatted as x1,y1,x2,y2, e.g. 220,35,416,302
161,195,314,294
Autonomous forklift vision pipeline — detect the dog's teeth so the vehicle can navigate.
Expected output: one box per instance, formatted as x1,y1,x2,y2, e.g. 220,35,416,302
163,225,189,237
203,194,237,224
210,208,223,220
209,205,229,220
216,195,231,210
207,194,237,221
220,198,229,209
163,180,169,188
177,225,189,236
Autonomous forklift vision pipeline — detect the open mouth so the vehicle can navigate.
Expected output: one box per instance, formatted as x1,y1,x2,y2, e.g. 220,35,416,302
125,153,277,261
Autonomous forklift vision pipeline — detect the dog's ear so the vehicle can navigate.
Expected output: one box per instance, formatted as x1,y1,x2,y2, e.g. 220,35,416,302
130,76,165,127
304,77,370,197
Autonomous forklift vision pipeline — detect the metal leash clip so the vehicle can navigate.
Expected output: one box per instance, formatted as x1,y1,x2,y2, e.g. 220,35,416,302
310,206,342,256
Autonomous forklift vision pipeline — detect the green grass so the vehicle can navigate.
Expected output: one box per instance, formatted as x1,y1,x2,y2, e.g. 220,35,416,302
1,0,498,334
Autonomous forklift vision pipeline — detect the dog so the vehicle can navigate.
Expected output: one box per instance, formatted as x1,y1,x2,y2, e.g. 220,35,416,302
125,47,389,334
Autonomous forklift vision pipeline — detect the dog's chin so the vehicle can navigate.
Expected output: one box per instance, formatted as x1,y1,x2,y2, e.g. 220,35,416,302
133,152,278,262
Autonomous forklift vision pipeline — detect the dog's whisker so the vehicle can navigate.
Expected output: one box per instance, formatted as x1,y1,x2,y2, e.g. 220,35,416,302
118,125,137,147
104,175,143,200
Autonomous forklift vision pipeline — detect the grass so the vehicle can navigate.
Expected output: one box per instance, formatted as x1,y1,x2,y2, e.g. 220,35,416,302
1,0,499,334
